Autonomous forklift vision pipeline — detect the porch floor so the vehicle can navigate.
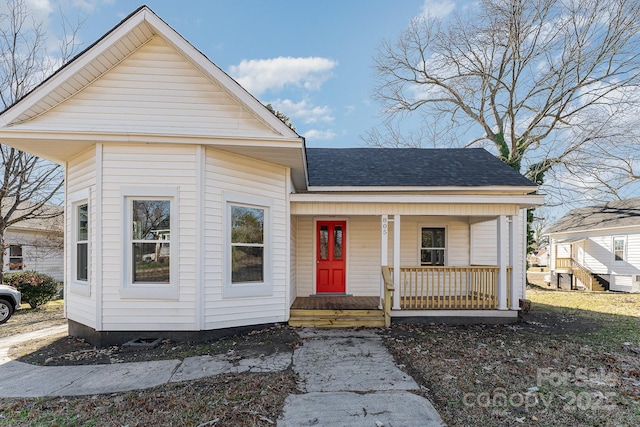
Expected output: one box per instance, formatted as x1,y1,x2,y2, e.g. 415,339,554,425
289,296,383,328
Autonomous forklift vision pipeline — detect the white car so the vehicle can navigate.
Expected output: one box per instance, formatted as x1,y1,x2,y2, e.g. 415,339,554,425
0,284,22,324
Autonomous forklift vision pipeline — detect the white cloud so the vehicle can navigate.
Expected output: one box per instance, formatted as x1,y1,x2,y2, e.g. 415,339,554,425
229,56,337,96
270,98,334,125
303,129,337,141
420,0,456,19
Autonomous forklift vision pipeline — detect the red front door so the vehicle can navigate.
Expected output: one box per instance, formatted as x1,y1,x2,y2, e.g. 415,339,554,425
316,221,346,293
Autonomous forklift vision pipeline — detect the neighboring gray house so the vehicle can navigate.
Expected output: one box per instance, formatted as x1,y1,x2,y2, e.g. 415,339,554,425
2,211,63,282
547,198,640,293
0,6,543,345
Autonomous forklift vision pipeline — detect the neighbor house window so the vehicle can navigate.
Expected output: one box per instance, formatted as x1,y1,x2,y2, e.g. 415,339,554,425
76,203,89,281
120,186,178,300
131,199,171,283
613,236,626,262
8,245,23,270
421,228,445,266
223,191,272,298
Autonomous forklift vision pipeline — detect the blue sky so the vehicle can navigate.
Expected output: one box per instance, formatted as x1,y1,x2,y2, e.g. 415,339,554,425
30,0,455,147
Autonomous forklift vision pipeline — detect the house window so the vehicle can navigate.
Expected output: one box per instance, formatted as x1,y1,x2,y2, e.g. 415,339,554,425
421,228,445,266
76,203,89,281
224,191,272,298
131,199,171,283
120,186,178,300
613,236,626,262
231,205,264,283
8,245,23,270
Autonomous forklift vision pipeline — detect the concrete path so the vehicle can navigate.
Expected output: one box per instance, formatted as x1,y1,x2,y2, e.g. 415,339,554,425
278,329,445,427
0,326,444,426
0,326,292,398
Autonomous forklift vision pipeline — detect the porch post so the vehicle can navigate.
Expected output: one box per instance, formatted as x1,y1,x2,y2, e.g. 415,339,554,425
380,215,389,309
497,215,508,310
509,215,519,310
393,214,401,310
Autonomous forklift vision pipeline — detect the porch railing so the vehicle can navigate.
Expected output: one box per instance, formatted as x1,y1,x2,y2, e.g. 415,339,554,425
555,257,572,270
382,266,512,310
571,260,594,291
381,266,394,327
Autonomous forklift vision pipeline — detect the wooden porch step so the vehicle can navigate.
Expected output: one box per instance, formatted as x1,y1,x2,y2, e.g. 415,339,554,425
289,308,385,328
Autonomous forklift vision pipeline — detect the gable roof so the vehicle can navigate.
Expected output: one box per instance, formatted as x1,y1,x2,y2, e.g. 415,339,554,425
306,148,537,189
0,6,307,190
547,198,640,234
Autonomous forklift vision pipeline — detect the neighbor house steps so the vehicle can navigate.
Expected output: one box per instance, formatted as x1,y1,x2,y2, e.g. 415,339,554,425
288,308,385,328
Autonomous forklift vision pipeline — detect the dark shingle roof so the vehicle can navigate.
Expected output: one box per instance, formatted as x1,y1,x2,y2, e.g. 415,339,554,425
546,198,640,234
306,148,536,188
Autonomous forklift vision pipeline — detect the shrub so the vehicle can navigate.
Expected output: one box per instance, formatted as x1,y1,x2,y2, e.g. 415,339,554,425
4,271,60,309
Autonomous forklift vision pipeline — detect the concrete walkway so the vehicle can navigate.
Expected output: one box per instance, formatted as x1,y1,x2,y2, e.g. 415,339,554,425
0,326,291,397
278,329,444,426
0,326,444,426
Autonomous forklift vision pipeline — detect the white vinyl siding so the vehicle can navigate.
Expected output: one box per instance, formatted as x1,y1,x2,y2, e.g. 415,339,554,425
17,37,276,139
100,144,197,331
3,230,63,280
203,148,288,329
65,149,96,327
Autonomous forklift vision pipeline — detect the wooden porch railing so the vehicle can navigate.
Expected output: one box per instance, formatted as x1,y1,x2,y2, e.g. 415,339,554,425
383,266,512,310
555,257,572,270
571,260,594,291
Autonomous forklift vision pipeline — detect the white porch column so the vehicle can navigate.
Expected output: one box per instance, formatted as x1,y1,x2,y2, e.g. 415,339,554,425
380,215,389,309
509,215,519,310
497,215,508,310
393,214,401,310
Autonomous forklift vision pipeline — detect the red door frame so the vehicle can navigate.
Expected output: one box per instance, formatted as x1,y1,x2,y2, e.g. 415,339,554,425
316,220,347,293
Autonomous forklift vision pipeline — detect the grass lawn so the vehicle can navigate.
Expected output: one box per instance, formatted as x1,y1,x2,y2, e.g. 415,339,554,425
383,286,640,426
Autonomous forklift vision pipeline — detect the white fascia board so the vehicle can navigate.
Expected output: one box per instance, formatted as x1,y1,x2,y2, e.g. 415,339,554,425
0,129,303,146
306,185,538,193
290,193,545,206
548,224,640,238
0,10,149,127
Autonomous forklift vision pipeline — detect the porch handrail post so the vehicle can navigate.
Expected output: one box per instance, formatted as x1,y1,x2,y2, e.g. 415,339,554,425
497,215,508,310
509,214,519,310
393,214,401,310
380,215,389,309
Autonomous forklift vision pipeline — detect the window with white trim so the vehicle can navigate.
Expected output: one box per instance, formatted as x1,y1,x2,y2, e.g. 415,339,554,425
224,191,272,298
420,227,445,266
121,186,178,300
613,236,626,262
8,245,23,270
231,205,264,283
76,203,89,281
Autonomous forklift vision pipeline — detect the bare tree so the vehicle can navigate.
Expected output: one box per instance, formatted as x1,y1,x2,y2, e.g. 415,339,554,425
369,0,640,206
0,0,81,281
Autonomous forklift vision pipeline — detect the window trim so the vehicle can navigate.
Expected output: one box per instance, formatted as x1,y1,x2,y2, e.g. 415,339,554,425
613,236,626,263
7,245,23,271
223,191,272,298
69,189,90,297
120,186,179,300
418,226,447,266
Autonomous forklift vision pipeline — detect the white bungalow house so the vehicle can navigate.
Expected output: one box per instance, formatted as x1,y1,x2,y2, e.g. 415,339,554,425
0,7,543,345
547,198,640,293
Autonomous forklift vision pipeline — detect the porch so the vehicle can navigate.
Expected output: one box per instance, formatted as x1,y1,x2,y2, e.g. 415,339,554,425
287,266,513,328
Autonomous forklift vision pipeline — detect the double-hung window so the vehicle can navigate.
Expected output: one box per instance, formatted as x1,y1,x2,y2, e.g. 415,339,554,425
69,189,90,296
420,227,446,266
8,245,23,270
76,203,89,281
121,187,178,300
613,236,626,262
224,192,272,298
